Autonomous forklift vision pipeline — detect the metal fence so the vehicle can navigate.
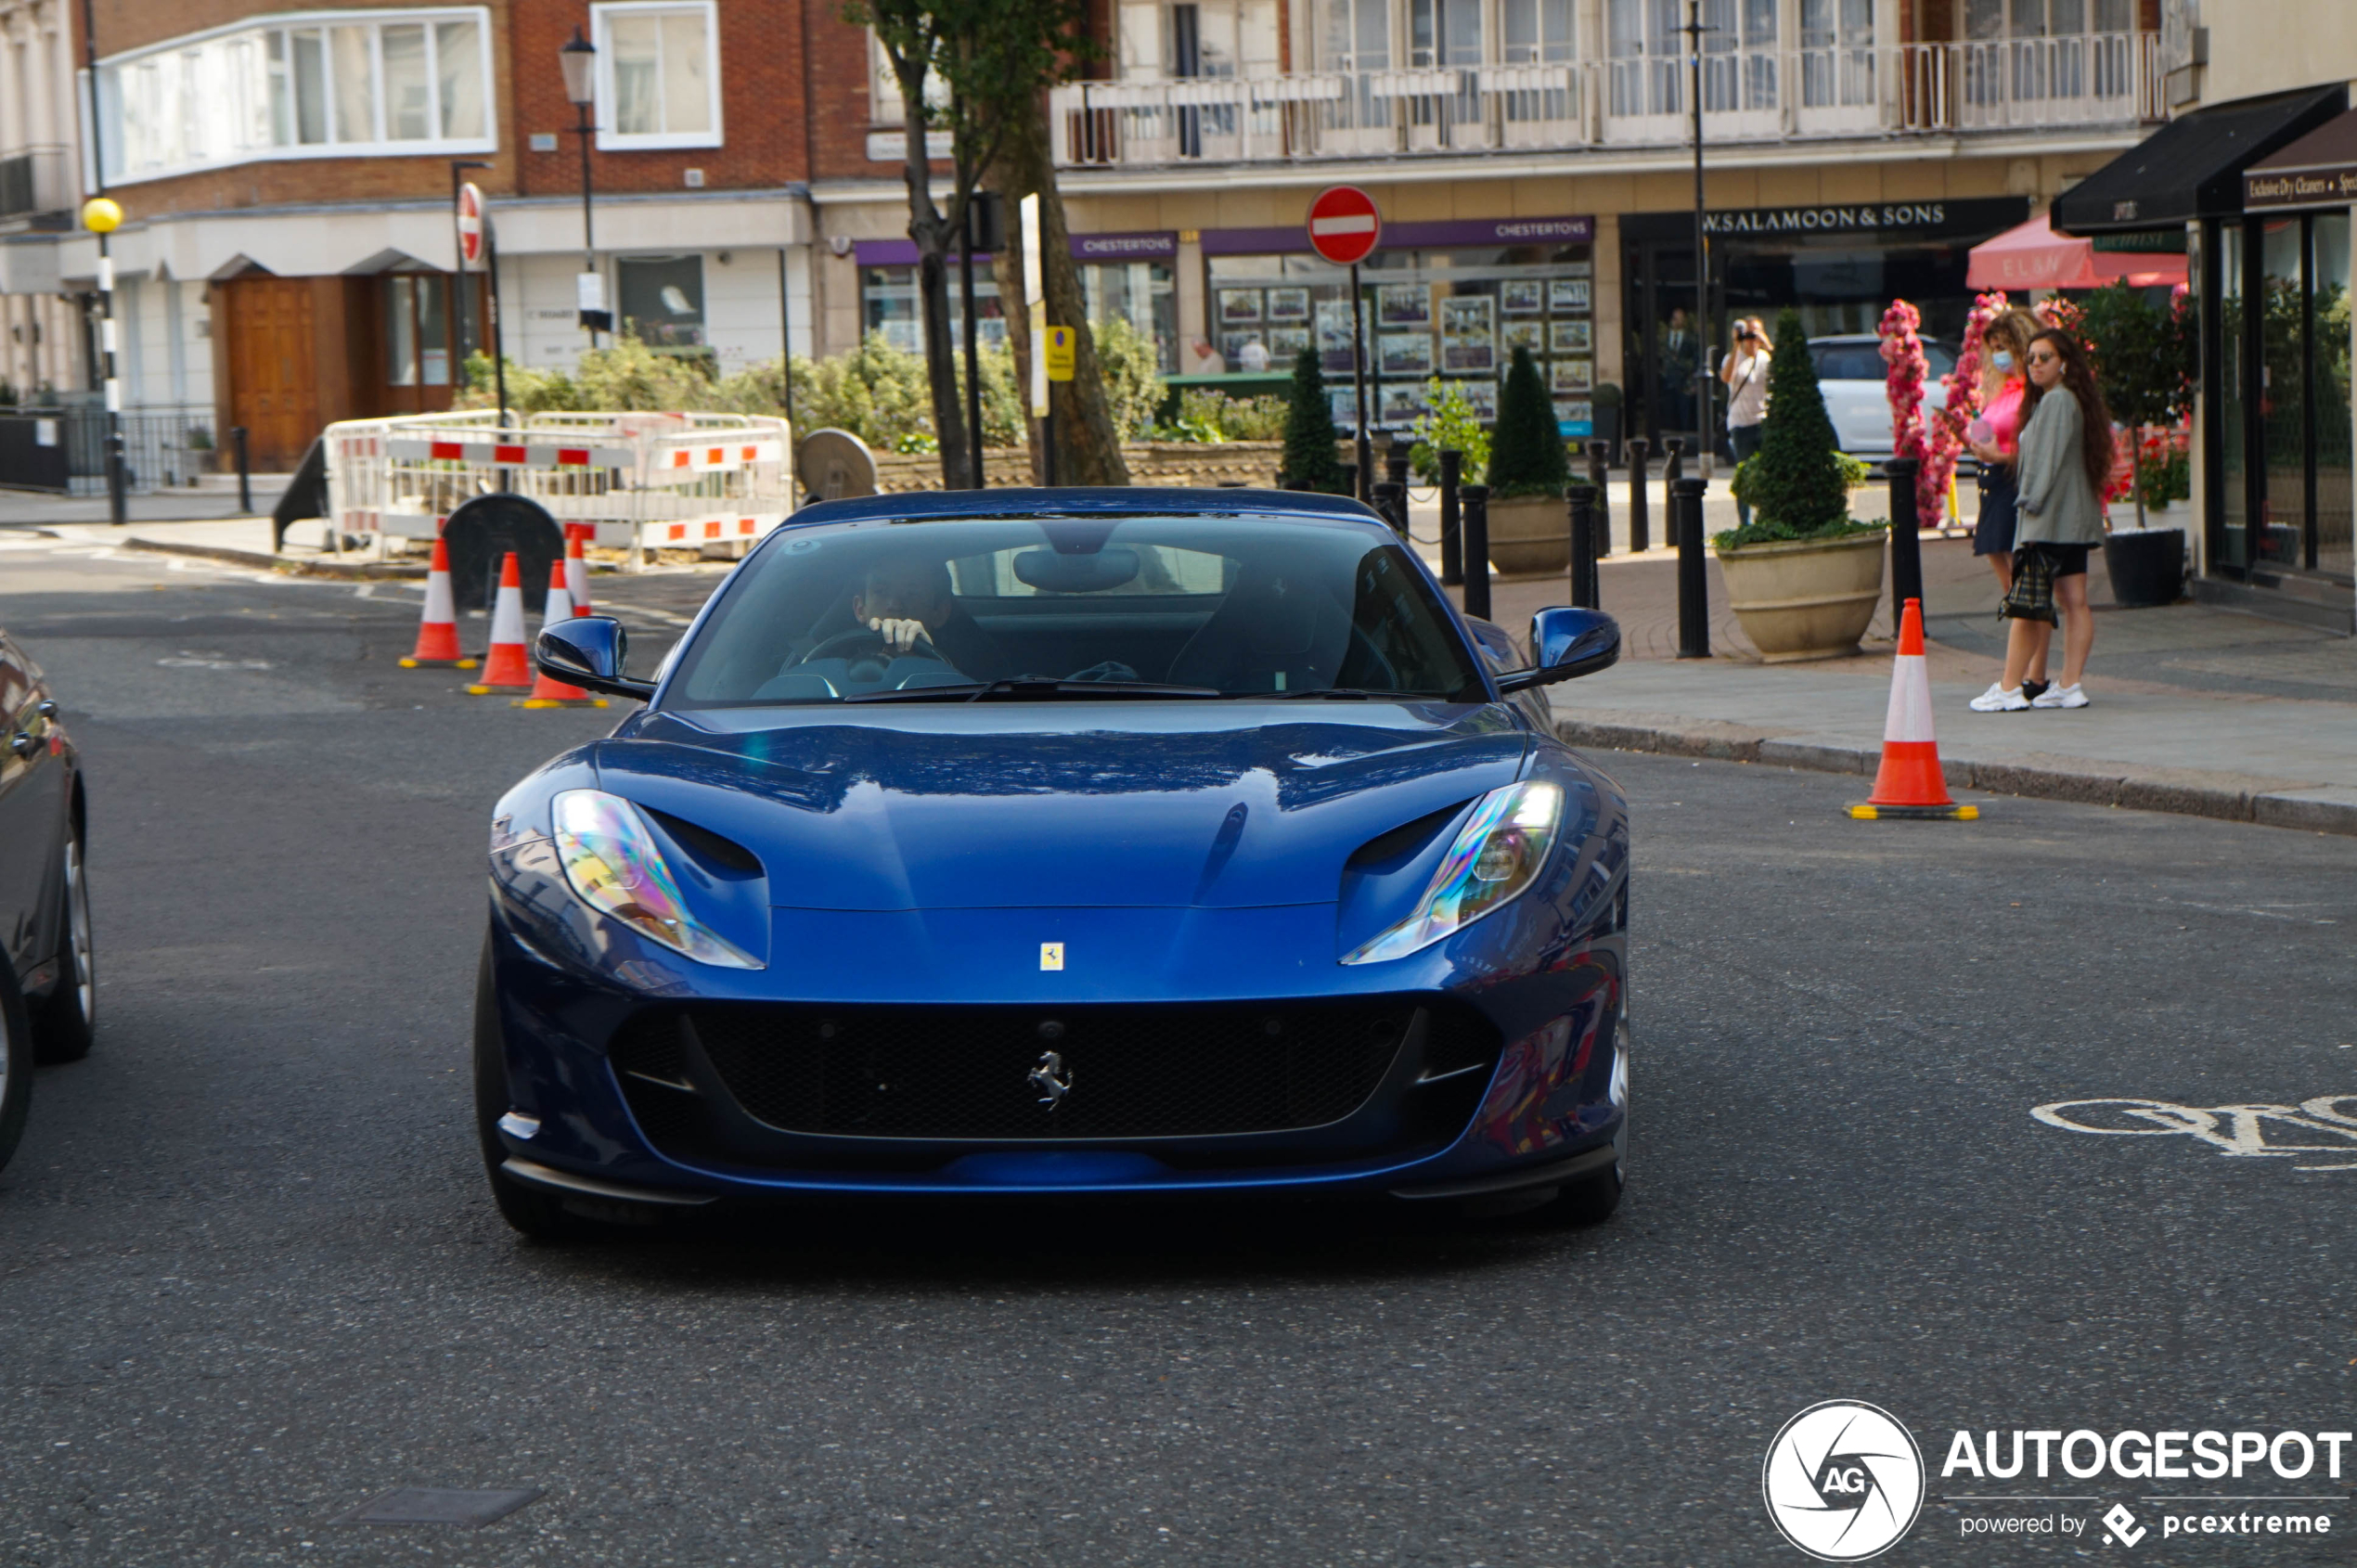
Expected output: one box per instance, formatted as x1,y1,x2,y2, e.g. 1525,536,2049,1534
0,404,221,495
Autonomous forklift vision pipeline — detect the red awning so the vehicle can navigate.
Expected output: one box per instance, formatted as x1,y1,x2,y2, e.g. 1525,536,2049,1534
1965,212,2189,291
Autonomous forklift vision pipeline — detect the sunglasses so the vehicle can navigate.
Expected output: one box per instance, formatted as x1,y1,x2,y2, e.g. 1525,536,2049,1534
2027,350,2061,365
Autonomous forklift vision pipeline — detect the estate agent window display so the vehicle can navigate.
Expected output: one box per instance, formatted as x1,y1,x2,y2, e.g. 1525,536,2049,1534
1206,240,1595,434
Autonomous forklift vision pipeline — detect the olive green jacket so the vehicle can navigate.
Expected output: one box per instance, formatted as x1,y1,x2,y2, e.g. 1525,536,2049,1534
2014,389,2106,547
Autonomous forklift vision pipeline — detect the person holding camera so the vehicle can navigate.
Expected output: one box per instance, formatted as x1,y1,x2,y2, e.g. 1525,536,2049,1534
1720,318,1771,526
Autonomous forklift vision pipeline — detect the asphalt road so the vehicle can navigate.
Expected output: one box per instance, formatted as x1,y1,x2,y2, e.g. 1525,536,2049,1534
3,530,2354,1566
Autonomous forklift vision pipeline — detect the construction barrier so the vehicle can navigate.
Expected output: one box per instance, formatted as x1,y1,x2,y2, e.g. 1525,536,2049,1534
324,409,792,563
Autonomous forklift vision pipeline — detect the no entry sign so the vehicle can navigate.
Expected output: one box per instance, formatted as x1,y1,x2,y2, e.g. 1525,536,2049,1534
1307,186,1382,266
457,183,487,269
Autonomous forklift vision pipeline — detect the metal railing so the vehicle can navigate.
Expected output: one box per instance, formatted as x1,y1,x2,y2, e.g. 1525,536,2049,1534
1052,32,2161,169
0,403,220,495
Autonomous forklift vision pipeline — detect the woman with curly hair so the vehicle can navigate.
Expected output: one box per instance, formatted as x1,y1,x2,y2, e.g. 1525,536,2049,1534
1971,326,2115,712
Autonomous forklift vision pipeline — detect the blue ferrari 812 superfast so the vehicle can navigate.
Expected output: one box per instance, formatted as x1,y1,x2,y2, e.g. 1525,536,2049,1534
478,488,1629,1236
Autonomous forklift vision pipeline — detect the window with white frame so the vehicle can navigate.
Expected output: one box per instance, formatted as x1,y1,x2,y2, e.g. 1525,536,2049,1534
593,1,721,149
97,8,492,185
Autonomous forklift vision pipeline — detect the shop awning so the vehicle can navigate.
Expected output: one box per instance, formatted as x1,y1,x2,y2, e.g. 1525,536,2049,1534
2053,84,2348,234
1966,212,2188,291
2246,107,2357,211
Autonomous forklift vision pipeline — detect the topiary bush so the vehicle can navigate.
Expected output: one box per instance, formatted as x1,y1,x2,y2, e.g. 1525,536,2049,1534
1279,349,1349,493
1714,308,1882,550
1486,345,1566,500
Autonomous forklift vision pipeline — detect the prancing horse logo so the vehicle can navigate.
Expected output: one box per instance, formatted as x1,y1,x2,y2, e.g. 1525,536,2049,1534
1028,1050,1073,1110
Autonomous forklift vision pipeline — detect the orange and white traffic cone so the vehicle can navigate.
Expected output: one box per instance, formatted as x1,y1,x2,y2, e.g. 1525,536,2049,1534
398,536,478,669
515,561,608,710
1849,598,1977,821
465,552,535,694
564,524,594,615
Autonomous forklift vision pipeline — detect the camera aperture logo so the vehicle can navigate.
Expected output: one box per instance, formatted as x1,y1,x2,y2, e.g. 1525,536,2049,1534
1764,1401,1926,1561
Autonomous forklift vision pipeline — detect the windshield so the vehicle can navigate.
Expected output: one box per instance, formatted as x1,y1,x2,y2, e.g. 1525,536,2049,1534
666,514,1483,706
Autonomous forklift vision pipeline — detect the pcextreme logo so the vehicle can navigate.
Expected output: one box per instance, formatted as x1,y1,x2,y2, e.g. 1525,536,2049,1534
1762,1401,1927,1562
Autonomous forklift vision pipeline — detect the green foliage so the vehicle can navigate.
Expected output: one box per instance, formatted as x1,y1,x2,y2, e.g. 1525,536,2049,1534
1408,378,1490,484
2079,280,2193,431
1155,387,1287,443
1719,445,1877,548
1732,307,1852,539
1487,345,1567,499
1090,315,1166,441
1280,348,1348,494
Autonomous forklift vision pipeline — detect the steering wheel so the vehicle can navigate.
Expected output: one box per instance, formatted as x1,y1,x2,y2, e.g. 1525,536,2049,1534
793,625,955,688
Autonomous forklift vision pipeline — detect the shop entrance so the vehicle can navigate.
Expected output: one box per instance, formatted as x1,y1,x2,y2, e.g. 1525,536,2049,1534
1619,226,1707,454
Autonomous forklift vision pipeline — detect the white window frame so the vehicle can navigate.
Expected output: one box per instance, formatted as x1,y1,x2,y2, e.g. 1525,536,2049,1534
592,1,724,151
90,7,495,187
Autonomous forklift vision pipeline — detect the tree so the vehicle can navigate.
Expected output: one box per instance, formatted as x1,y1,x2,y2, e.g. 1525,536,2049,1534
850,0,1075,489
2079,280,2194,527
1280,348,1348,494
1740,307,1850,534
987,91,1131,485
1486,346,1566,498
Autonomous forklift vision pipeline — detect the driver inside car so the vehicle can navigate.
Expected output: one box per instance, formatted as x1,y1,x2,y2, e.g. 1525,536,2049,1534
851,558,1014,682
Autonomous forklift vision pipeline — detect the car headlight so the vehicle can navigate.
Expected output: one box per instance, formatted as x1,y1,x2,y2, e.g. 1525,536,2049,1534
551,789,762,970
1342,781,1563,965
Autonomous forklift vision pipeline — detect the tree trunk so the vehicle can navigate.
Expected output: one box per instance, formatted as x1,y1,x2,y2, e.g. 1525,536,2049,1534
895,84,972,491
988,96,1129,486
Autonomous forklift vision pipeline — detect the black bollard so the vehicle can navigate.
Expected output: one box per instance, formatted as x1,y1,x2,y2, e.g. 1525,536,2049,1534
1568,482,1599,610
1461,484,1491,621
1885,456,1924,621
1437,448,1462,585
1340,461,1359,503
1661,438,1685,546
1385,438,1411,494
231,425,252,515
1372,480,1406,539
1625,438,1651,554
1586,441,1612,559
1357,432,1373,506
1674,475,1709,660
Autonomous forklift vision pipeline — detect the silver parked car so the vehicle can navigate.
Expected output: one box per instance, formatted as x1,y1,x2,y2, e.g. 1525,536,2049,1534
1809,334,1959,458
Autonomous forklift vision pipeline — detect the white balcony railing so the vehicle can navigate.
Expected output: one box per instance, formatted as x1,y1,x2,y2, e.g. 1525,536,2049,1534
1052,33,2163,171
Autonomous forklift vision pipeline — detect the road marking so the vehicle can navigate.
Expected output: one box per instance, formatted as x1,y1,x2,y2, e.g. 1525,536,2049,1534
158,652,273,671
2033,1097,2357,1171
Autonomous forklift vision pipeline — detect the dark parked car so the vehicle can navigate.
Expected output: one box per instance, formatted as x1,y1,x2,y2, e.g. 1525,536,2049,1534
0,630,94,1173
476,488,1630,1236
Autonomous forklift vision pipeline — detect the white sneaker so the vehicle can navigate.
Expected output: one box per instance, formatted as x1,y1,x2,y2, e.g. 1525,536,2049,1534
2031,682,2089,709
1968,682,2030,713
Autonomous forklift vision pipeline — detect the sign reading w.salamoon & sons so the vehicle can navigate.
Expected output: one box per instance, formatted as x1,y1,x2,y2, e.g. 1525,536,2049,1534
1705,203,1956,235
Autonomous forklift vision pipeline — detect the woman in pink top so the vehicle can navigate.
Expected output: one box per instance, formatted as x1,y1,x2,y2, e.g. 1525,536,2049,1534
1965,309,2050,704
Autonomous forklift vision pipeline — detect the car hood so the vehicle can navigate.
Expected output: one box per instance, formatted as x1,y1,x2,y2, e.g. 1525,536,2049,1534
593,703,1528,911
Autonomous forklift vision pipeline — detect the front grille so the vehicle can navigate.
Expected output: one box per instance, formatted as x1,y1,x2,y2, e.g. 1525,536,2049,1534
614,1000,1423,1143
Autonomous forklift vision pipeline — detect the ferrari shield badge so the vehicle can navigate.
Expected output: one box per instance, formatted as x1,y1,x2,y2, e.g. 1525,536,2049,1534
1039,942,1064,971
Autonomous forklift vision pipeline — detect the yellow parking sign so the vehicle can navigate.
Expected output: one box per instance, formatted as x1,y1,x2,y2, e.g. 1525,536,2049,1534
1044,326,1075,381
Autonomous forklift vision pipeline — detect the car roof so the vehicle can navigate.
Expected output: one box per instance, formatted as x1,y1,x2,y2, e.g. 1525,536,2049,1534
787,485,1388,530
1810,333,1960,350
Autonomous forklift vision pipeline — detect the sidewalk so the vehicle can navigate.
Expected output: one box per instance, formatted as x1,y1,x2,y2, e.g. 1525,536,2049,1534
27,515,427,578
1432,522,2357,836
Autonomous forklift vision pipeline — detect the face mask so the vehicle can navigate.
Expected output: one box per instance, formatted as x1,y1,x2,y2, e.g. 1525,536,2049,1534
1990,351,2016,372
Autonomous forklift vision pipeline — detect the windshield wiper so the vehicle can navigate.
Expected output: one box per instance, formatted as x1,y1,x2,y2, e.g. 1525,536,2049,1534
1264,687,1408,700
842,678,1222,704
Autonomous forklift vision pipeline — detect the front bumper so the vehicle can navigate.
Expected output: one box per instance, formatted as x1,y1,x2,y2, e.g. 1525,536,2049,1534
483,895,1627,1204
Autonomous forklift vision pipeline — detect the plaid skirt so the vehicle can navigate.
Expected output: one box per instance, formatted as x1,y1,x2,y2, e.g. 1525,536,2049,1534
2001,545,2058,625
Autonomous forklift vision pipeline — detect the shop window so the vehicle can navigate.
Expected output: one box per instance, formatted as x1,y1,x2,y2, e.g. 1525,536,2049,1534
594,1,721,149
2314,212,2352,581
862,266,1007,357
100,8,494,185
618,256,708,351
1080,263,1178,375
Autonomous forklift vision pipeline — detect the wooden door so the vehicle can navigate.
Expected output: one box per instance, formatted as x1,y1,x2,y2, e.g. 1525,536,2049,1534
222,278,319,469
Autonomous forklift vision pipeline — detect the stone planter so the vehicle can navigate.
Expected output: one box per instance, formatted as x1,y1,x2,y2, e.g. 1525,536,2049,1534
1486,495,1569,576
1716,529,1887,662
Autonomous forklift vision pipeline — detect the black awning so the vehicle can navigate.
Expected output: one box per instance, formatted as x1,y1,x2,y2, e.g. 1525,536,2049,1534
2246,107,2357,211
2053,84,2348,234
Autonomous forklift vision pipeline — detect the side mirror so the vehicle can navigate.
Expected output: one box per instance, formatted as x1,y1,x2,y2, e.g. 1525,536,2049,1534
535,615,658,701
1496,607,1619,692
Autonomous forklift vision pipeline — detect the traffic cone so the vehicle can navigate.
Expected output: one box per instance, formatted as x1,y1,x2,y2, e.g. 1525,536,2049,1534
564,524,594,615
1848,598,1977,821
398,536,478,669
515,562,608,710
464,552,535,694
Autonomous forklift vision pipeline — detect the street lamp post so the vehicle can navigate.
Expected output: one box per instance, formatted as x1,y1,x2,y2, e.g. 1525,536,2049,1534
1684,0,1713,481
560,28,604,345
